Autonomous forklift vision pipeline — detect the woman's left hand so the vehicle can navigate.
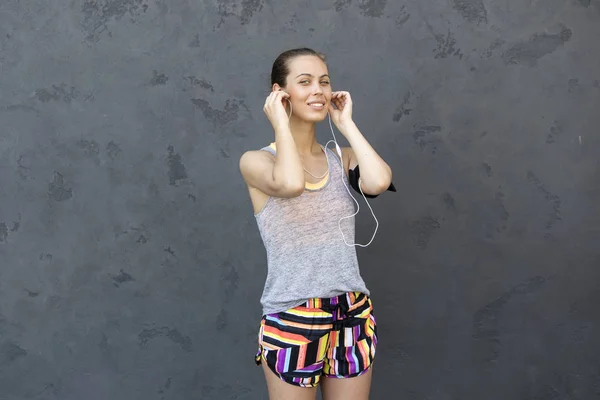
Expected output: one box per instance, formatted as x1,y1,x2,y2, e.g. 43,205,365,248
328,91,353,130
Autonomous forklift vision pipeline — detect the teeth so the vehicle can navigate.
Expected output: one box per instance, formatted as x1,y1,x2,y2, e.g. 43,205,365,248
310,103,323,106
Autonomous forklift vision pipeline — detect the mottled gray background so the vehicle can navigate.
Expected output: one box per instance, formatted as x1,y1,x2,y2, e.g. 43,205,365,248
1,0,599,399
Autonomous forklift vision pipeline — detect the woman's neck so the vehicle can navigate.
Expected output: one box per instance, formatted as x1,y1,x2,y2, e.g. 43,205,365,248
289,117,319,156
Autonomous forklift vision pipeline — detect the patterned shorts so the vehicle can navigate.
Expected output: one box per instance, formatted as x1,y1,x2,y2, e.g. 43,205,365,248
255,291,377,388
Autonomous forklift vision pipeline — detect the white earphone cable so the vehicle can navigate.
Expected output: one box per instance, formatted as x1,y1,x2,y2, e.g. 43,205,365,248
325,114,379,248
285,98,379,247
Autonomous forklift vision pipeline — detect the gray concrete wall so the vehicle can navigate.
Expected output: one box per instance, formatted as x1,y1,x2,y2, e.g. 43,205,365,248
1,0,599,399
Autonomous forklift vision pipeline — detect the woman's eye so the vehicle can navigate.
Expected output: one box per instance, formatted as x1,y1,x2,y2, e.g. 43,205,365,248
321,81,330,85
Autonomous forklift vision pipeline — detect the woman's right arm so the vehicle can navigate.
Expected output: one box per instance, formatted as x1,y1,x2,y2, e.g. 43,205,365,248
239,91,305,198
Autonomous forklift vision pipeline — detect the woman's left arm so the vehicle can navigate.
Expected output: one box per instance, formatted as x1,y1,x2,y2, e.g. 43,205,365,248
329,91,393,196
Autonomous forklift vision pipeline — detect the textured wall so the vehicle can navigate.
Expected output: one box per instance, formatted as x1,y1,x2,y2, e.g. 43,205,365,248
1,0,599,399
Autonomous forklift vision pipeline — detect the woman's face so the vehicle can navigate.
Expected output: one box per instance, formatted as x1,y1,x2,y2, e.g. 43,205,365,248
276,55,332,122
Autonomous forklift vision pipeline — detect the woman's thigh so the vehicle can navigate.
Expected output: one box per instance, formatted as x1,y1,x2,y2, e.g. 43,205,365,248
262,362,318,400
320,365,373,400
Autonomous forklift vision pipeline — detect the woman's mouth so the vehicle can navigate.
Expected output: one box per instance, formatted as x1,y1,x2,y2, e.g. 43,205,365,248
308,102,325,111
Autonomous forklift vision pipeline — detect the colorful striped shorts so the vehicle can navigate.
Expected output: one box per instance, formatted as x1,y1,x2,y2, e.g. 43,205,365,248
255,291,377,388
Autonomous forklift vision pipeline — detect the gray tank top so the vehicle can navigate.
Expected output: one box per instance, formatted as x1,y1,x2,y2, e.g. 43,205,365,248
254,144,370,316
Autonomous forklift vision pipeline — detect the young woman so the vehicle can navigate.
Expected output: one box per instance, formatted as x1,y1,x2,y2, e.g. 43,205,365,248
239,48,394,400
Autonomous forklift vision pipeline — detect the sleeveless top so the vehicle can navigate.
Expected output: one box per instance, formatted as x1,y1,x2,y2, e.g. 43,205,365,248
254,143,370,316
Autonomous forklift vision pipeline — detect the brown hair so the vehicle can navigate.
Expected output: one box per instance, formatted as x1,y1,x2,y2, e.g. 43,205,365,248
270,48,327,87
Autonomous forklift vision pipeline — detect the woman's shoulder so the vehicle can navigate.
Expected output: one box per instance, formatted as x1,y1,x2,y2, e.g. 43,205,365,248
240,143,275,158
239,144,276,175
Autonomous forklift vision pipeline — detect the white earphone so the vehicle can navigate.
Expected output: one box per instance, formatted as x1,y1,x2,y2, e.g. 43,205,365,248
286,98,379,247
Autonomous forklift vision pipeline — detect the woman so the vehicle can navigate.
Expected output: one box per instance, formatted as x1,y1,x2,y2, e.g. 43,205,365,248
239,48,394,400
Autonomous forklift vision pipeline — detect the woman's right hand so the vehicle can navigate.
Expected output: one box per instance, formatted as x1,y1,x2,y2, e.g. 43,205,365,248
263,90,290,129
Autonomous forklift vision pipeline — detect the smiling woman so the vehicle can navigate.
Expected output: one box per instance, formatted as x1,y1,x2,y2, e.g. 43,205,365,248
272,49,332,123
239,48,394,400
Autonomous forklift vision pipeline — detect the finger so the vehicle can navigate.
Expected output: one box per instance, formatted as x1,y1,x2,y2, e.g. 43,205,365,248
335,91,348,102
272,91,288,107
278,94,290,107
270,91,283,106
278,91,289,100
273,90,289,99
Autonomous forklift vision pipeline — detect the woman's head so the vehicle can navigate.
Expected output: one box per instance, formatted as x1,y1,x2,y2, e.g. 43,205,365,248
270,48,332,122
